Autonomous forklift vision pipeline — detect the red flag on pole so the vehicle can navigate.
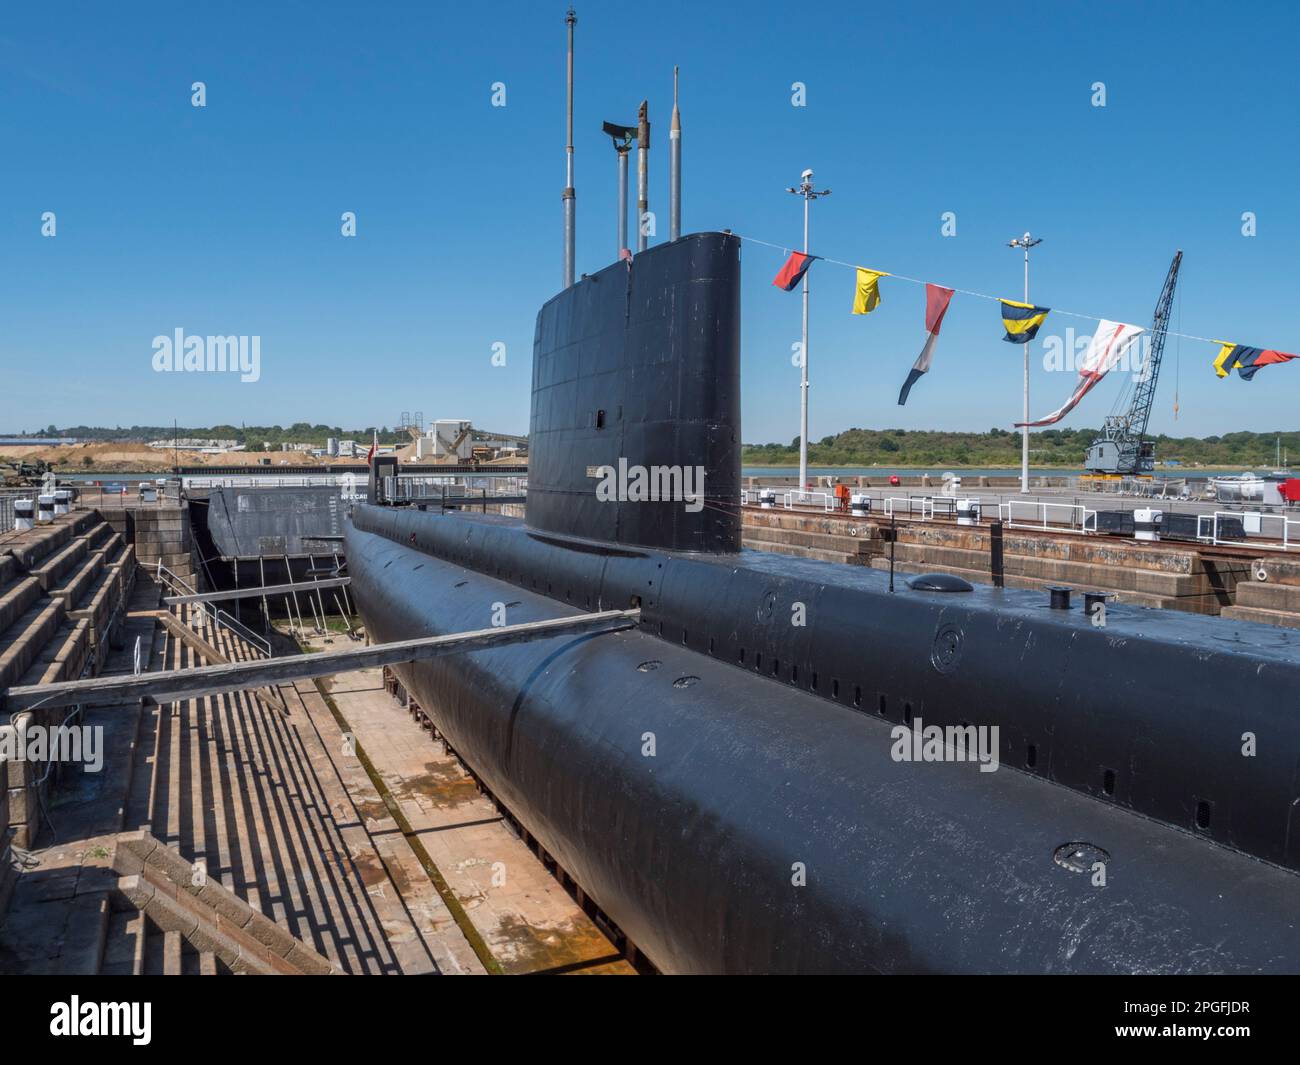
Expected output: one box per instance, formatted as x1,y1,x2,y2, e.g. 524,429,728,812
366,430,378,465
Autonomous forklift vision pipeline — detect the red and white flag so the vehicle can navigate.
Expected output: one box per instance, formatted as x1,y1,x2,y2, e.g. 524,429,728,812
897,284,955,405
1017,319,1144,427
366,430,378,465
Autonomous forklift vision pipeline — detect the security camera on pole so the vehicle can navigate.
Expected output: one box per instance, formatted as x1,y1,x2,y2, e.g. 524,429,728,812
787,169,830,497
1007,231,1042,494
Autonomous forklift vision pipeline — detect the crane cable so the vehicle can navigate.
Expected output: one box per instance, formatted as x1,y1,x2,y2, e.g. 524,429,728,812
1174,281,1183,421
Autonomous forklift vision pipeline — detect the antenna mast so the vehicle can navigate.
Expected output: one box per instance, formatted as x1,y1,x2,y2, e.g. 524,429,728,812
636,100,650,252
562,8,577,288
669,67,681,241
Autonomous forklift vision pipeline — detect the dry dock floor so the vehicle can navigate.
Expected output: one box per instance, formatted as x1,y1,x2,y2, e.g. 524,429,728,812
295,634,636,976
1,588,634,975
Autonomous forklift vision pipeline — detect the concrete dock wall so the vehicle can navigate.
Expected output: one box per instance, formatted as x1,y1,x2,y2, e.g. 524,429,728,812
743,508,1257,617
0,508,138,854
1223,556,1300,630
101,503,202,590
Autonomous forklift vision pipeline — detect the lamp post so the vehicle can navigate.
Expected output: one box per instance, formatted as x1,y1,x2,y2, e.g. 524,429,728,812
1008,232,1042,494
787,170,831,495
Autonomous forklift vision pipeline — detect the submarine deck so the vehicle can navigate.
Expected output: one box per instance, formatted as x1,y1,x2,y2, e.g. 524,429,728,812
401,507,1300,663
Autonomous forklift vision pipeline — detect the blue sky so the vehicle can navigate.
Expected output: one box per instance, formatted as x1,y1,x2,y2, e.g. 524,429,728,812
1,0,1297,442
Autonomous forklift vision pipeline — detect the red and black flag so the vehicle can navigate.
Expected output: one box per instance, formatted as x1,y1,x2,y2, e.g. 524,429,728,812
1213,342,1298,381
772,251,817,291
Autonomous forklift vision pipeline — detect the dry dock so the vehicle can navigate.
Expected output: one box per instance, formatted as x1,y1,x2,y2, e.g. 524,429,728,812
4,482,1300,974
0,499,639,974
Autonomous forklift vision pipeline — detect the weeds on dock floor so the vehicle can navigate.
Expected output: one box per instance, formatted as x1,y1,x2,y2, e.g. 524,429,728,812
271,615,361,641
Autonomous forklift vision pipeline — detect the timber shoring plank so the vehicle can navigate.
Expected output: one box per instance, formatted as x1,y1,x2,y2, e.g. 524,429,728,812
163,577,350,606
3,609,640,712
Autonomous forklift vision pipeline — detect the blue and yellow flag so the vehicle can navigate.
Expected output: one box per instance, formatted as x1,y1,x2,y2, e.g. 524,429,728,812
1000,299,1050,344
1213,341,1298,381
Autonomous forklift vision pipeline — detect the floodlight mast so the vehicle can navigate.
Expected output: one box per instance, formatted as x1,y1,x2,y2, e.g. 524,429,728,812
1007,232,1043,493
787,170,831,496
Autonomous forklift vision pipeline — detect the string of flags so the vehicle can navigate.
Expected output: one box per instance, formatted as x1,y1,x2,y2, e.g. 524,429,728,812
764,240,1297,422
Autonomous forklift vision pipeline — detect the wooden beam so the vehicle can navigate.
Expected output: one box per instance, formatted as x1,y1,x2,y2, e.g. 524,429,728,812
163,577,351,605
146,610,288,715
3,609,640,713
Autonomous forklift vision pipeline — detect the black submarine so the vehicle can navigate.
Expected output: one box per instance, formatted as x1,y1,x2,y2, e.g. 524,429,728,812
345,230,1300,974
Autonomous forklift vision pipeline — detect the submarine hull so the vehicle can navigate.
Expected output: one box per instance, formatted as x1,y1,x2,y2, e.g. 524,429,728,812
347,510,1300,973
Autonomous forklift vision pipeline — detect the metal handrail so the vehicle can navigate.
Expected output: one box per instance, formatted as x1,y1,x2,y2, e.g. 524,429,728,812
783,490,832,512
156,560,271,657
998,499,1098,534
155,560,197,598
213,607,272,658
884,496,935,520
1196,511,1300,552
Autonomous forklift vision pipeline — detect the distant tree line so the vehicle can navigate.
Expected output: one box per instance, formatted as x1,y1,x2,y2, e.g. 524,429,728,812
742,427,1300,468
8,424,1297,468
8,424,409,448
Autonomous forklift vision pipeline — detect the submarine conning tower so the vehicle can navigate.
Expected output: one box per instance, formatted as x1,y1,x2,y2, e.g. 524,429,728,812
526,231,741,553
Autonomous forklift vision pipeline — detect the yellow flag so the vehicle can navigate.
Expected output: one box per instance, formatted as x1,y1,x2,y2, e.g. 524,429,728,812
1212,341,1238,378
853,268,888,315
